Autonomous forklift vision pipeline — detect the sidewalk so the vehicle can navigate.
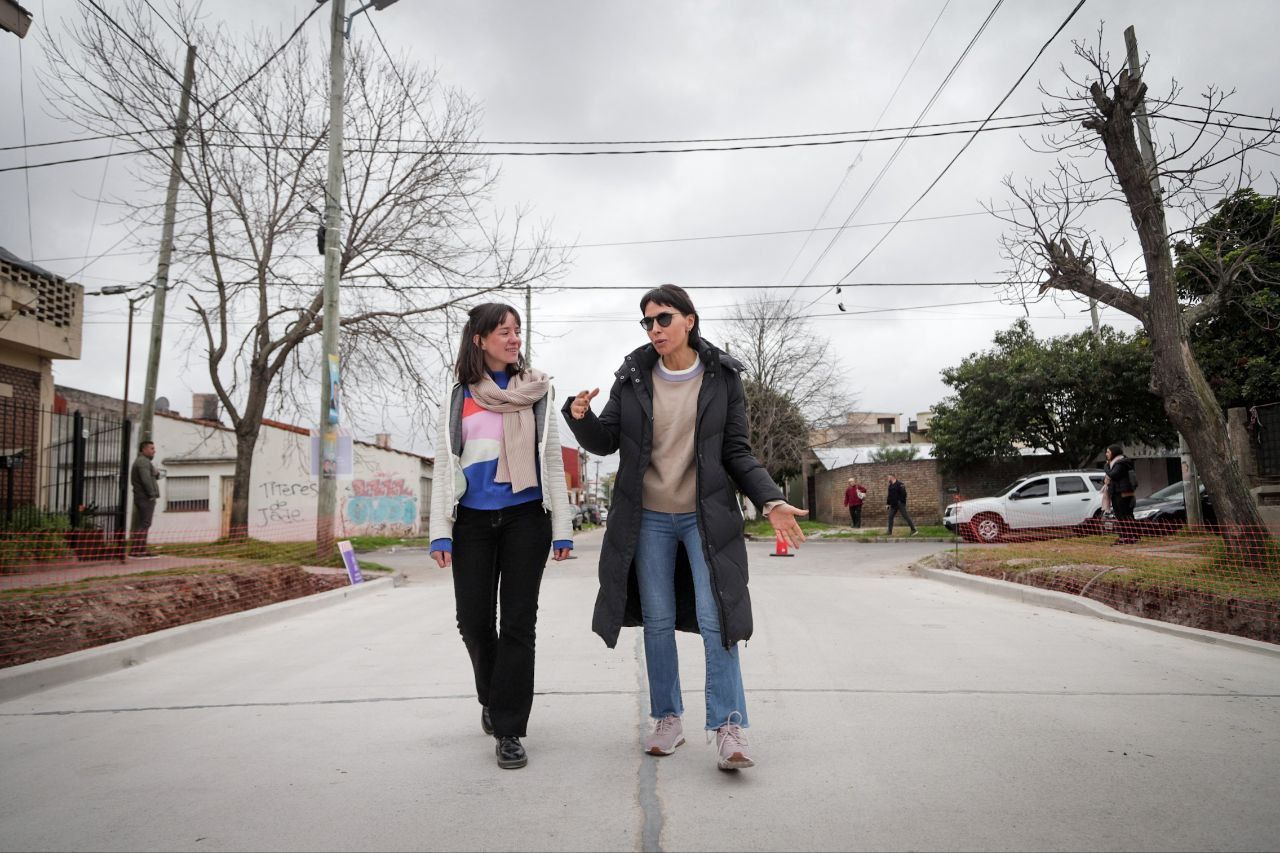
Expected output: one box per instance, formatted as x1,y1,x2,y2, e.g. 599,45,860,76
1,539,1278,852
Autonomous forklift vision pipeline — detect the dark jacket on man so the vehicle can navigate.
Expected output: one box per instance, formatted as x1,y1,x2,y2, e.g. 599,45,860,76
131,454,160,505
887,480,907,508
562,339,784,649
1106,455,1137,499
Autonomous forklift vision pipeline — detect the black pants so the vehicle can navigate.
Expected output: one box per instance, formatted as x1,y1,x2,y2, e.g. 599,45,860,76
130,499,155,555
886,503,916,534
848,505,862,528
451,500,552,738
1113,494,1138,541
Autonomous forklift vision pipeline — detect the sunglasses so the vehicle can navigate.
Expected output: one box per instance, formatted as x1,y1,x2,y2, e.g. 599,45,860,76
639,311,680,331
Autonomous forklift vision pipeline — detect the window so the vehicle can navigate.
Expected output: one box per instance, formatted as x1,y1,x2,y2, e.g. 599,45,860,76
165,475,210,512
1056,476,1088,495
1012,478,1050,500
1089,474,1106,491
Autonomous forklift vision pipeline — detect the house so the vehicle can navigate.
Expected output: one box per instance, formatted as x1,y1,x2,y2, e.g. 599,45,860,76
53,388,434,542
0,247,84,512
809,410,934,449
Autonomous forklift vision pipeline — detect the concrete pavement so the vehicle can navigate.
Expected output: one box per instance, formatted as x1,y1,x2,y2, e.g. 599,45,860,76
1,531,1278,852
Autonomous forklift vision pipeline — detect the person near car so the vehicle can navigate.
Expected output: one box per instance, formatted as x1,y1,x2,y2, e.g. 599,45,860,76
428,302,574,771
129,440,161,557
844,478,867,528
886,474,918,536
1105,443,1138,545
564,283,808,772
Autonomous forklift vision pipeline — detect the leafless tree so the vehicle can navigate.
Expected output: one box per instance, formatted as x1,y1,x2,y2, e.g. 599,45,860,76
993,27,1279,539
722,294,853,483
42,1,567,532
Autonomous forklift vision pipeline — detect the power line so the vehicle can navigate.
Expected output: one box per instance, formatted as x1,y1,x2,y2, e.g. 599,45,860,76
197,1,328,117
831,0,1089,293
775,0,951,290
0,101,1261,155
27,206,1015,266
17,38,35,258
2,117,1078,173
792,0,1006,306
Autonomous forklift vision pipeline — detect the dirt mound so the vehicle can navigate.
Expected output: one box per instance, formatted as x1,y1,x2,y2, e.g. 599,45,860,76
0,565,351,669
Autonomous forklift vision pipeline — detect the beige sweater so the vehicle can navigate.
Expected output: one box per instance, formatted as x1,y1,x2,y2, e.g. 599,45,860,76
642,361,704,513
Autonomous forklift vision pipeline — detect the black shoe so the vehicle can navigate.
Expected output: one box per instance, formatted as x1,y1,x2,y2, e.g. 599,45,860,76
495,736,527,769
481,706,493,736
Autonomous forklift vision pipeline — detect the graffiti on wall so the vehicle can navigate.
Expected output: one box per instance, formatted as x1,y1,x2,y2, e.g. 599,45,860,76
255,480,318,527
343,473,418,535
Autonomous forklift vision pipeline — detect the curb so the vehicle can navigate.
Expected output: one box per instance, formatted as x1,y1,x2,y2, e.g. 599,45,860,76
746,535,958,544
910,563,1280,659
0,576,396,704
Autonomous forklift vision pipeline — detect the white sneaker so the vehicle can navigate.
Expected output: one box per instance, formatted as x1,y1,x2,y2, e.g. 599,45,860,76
715,717,754,771
644,715,685,756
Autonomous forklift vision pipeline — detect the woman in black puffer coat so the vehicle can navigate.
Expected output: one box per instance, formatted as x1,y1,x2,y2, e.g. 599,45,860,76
564,284,807,772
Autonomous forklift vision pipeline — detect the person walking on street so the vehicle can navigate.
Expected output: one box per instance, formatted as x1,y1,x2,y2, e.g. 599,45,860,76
1105,444,1139,545
564,284,808,772
129,440,161,557
844,478,867,528
429,303,575,770
886,474,918,536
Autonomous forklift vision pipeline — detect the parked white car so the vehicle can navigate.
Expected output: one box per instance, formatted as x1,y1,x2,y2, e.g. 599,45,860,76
943,470,1108,543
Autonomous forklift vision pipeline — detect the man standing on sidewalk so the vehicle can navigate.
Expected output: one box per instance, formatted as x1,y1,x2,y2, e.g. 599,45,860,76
843,477,867,528
885,474,918,537
130,441,161,557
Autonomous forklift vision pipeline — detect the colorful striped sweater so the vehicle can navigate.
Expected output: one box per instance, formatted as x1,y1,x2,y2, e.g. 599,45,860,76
430,370,571,554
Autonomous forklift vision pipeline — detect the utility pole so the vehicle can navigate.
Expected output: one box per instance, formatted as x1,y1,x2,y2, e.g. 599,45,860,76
316,0,347,557
524,282,532,364
1089,298,1100,339
1124,26,1202,526
139,44,196,443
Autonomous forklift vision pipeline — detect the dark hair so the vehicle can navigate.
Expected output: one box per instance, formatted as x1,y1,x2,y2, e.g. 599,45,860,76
639,283,700,345
455,303,525,385
1107,443,1125,457
138,440,154,451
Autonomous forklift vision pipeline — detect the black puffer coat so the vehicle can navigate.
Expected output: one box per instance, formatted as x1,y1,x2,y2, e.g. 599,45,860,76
562,339,784,649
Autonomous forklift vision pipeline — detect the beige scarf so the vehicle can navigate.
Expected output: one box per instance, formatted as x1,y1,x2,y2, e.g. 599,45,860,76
468,368,551,493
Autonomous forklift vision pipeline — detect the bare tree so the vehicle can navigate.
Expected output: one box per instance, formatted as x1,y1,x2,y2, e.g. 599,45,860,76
994,27,1279,539
43,2,567,533
722,295,853,484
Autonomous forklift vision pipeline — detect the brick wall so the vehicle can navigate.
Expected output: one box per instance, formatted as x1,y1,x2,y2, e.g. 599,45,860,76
0,363,43,507
813,455,1086,526
815,459,944,526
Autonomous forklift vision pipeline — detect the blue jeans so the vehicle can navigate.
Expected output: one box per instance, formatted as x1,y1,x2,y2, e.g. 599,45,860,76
635,509,749,730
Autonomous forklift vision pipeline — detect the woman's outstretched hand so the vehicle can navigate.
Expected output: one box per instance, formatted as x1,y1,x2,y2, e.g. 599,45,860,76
767,503,809,550
570,388,599,420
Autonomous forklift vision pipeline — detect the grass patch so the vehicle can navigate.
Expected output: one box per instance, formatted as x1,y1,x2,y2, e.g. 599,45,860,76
155,538,344,566
956,531,1280,602
346,535,433,551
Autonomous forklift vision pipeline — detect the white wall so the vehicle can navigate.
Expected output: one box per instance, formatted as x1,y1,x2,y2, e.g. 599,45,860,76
142,415,430,543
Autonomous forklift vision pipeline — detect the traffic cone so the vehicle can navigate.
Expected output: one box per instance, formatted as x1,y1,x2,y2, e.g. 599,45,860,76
769,531,794,557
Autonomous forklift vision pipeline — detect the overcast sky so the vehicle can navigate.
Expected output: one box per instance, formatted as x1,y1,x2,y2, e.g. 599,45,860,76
3,0,1278,466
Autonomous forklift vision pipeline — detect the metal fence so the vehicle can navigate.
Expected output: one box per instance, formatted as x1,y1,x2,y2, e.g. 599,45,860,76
0,399,131,543
1254,403,1280,478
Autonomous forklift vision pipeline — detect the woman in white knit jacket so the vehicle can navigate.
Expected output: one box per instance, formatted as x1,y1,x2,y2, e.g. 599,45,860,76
428,302,574,770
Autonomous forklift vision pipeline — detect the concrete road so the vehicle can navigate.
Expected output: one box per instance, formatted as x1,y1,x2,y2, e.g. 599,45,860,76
1,532,1278,852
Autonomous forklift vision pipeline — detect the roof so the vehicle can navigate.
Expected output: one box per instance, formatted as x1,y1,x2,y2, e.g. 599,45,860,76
0,245,65,283
156,410,434,465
